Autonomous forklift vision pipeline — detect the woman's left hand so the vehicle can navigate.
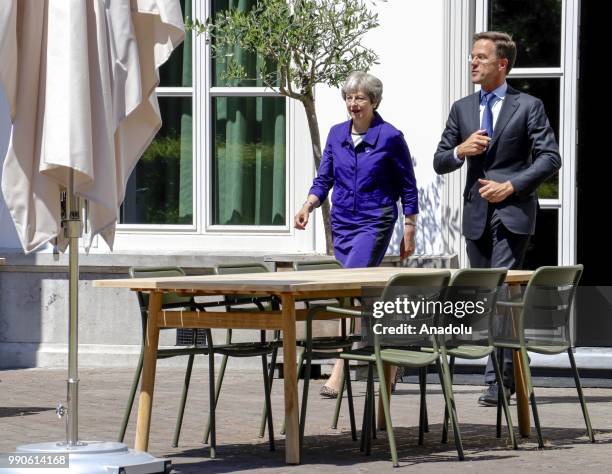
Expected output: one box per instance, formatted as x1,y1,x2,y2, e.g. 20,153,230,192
400,225,416,260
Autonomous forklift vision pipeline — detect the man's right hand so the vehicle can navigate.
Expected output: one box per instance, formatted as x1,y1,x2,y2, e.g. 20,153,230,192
457,129,491,159
294,205,311,230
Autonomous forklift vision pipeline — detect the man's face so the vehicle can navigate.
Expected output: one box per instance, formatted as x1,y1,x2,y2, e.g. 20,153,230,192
470,39,507,87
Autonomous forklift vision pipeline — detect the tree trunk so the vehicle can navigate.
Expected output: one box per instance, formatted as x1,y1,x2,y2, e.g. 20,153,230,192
301,95,333,255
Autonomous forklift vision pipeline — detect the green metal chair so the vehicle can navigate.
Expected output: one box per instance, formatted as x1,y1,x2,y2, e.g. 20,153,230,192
495,265,594,447
305,271,461,466
202,262,279,451
118,266,216,451
261,259,358,440
295,259,357,436
121,266,276,458
436,268,517,449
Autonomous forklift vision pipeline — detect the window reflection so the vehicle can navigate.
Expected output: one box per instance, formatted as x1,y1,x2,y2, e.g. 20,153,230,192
507,78,560,199
523,209,558,269
488,0,561,68
121,98,193,225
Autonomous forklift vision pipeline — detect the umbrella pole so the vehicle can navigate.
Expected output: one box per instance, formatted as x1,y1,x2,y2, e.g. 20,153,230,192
63,174,82,446
17,188,173,473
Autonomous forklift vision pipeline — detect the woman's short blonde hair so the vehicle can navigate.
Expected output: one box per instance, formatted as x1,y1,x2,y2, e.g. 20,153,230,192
341,71,383,109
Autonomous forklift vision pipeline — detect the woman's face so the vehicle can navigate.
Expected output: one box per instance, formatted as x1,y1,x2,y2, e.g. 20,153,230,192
345,88,376,123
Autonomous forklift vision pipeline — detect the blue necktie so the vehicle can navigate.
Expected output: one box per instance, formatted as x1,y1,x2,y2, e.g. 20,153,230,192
481,92,496,139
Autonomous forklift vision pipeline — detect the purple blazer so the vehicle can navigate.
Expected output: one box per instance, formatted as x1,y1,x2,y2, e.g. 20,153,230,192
309,113,418,216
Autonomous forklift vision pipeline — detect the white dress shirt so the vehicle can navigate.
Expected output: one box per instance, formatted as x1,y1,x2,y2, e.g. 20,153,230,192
453,82,508,162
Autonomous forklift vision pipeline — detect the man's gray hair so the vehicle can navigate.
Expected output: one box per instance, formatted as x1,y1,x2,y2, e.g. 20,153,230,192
341,71,383,109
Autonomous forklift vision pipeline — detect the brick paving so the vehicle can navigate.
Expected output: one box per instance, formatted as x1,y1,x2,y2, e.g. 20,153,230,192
1,366,611,473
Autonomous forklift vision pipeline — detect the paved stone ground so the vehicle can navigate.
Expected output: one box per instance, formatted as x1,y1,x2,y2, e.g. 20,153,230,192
1,366,611,473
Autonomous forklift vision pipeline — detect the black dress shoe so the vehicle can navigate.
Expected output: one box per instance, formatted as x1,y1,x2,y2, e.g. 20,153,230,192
478,384,513,406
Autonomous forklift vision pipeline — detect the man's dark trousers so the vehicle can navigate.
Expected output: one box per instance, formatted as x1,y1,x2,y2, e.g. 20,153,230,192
466,206,530,390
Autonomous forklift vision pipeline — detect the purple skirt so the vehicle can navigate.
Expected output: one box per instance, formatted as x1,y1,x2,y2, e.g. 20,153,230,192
331,205,398,268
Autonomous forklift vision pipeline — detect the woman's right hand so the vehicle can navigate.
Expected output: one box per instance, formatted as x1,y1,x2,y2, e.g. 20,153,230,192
294,205,311,230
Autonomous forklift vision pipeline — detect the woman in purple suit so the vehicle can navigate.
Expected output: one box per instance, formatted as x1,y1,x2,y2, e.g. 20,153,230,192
294,71,419,396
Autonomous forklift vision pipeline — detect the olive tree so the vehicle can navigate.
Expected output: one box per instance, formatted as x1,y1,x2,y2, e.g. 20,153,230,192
188,0,381,253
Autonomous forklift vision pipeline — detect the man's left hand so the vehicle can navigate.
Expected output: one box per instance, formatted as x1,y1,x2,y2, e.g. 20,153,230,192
478,179,514,203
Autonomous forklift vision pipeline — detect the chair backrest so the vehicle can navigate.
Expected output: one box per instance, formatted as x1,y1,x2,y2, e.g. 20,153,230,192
365,271,451,349
519,265,583,347
293,259,342,271
293,258,345,308
214,263,270,309
441,268,507,348
129,266,191,310
214,263,269,275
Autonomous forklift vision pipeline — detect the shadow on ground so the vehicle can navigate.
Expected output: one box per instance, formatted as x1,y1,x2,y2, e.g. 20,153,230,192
167,423,610,473
0,406,55,418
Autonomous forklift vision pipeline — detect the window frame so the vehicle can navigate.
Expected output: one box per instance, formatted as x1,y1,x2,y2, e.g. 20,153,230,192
203,2,291,233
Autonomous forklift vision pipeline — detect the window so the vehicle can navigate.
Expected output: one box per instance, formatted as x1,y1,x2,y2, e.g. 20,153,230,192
489,0,562,201
506,77,560,199
208,0,287,228
479,0,577,267
121,0,194,226
119,0,287,231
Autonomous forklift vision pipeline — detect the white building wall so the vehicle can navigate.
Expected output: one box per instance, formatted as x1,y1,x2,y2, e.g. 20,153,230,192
314,0,446,256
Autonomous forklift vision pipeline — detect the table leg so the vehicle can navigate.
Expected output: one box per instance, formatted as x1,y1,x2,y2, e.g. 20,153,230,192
513,349,530,437
377,362,393,430
281,294,299,464
509,283,530,437
135,292,161,452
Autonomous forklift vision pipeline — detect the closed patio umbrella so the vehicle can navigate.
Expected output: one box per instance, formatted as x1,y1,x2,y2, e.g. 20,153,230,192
0,0,184,471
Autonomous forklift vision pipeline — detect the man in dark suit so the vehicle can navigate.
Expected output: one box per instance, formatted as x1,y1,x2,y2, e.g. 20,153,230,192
434,31,561,406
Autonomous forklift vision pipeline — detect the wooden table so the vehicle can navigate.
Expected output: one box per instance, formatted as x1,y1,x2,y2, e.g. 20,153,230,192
93,267,532,463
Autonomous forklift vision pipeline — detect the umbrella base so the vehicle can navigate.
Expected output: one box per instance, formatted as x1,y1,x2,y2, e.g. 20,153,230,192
13,441,170,473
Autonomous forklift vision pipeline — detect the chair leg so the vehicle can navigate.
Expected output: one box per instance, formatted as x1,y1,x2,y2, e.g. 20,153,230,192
491,350,517,449
281,347,305,436
418,367,426,446
438,358,449,445
368,364,377,455
331,371,345,429
441,356,454,444
370,371,377,440
343,358,357,441
299,344,313,453
203,353,228,445
437,358,464,461
118,349,144,442
423,364,430,433
520,348,544,448
171,354,195,448
364,363,374,456
360,367,369,453
375,357,399,467
259,343,279,438
567,348,595,442
496,380,503,438
207,341,216,458
261,354,275,451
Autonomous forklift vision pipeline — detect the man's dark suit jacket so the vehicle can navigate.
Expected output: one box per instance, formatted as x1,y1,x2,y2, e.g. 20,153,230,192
434,85,562,240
